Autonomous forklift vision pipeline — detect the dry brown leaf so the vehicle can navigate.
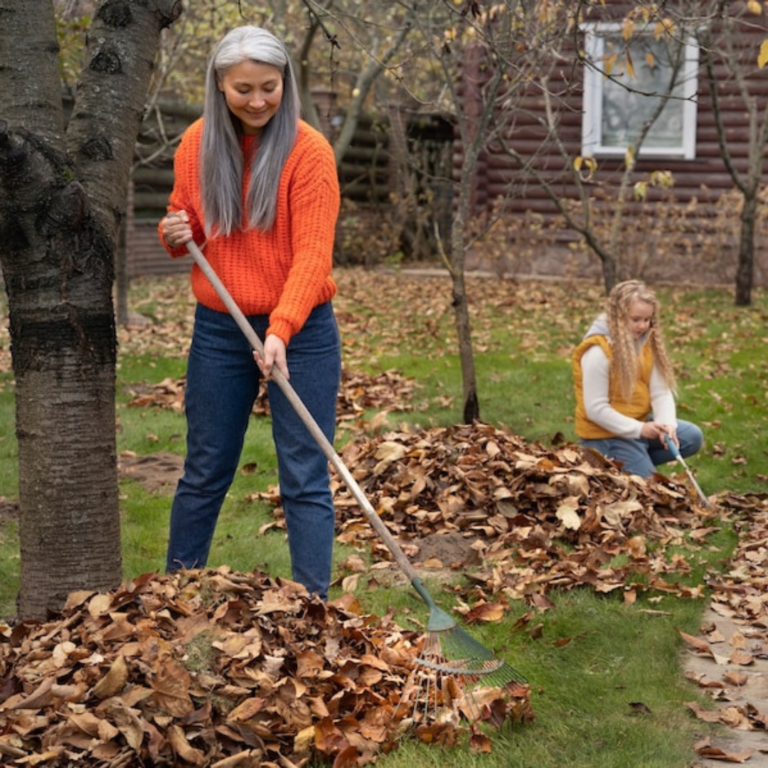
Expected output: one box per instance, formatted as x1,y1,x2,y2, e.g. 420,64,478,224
151,659,195,717
723,670,749,687
462,602,506,624
91,654,129,700
696,743,755,763
678,629,714,657
168,723,206,766
685,701,722,722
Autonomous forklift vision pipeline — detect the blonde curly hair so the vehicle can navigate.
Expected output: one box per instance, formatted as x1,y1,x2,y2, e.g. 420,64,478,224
606,280,676,399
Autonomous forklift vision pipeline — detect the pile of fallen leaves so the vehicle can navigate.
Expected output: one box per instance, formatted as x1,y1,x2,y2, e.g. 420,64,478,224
126,368,417,426
291,422,722,607
0,568,532,767
128,365,725,608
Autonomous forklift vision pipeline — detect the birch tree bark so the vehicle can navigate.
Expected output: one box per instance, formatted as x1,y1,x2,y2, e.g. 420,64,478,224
0,0,182,619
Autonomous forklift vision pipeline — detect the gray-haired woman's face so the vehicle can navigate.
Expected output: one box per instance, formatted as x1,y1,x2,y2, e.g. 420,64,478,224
217,60,284,135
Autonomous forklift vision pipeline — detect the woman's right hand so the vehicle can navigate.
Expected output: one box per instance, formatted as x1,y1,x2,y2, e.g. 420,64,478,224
161,210,193,248
253,334,289,381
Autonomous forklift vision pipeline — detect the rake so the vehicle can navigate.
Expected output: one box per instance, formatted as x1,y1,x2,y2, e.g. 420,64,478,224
181,240,527,704
668,440,710,509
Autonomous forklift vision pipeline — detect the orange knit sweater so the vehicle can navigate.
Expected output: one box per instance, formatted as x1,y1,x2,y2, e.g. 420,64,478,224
160,118,340,345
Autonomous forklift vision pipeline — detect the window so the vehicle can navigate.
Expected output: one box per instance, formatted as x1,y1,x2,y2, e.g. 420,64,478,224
581,22,699,160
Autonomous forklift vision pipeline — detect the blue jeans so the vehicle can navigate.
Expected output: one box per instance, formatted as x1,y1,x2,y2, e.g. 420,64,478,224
167,302,341,599
579,419,704,478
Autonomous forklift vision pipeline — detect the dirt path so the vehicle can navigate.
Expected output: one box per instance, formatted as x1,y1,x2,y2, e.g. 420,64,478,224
684,607,768,765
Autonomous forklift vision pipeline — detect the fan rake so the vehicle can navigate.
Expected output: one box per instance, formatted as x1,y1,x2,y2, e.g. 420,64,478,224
396,580,528,726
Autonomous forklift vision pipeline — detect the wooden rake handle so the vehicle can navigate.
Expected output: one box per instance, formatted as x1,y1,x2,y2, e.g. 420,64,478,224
183,241,422,584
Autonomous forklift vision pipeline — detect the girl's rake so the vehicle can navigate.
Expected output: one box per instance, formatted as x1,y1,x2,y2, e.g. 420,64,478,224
668,440,710,509
182,240,527,706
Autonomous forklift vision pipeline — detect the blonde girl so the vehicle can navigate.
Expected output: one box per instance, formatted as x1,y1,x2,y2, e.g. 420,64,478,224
572,280,703,478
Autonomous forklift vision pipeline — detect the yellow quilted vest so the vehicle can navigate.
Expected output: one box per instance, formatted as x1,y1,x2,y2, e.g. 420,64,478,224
572,335,654,439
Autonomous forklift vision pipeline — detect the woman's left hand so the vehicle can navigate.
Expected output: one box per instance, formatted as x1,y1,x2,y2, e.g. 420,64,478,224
254,334,289,380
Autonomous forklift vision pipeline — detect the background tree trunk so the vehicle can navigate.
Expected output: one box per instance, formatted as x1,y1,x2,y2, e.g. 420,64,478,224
448,41,488,425
0,0,181,620
699,7,768,308
735,192,757,306
450,270,480,424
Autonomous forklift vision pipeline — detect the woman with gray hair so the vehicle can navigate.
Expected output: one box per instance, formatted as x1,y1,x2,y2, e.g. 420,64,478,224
159,26,341,599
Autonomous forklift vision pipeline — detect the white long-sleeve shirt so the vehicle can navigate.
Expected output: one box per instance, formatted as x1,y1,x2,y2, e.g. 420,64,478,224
581,344,677,439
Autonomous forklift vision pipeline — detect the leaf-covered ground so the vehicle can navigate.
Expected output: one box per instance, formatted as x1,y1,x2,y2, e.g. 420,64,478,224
0,568,533,766
1,269,766,765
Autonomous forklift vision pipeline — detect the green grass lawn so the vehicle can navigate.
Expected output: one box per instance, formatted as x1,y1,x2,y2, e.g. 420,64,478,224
0,270,765,766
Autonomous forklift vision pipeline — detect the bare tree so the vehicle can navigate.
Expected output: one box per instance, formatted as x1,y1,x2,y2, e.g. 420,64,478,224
698,2,768,306
295,1,416,163
494,2,699,293
400,0,575,422
0,0,182,619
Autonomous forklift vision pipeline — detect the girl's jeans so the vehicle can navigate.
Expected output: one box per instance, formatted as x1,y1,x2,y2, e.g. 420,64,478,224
166,302,341,599
579,419,704,478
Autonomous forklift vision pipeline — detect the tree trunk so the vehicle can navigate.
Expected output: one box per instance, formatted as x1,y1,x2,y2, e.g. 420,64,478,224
10,181,123,617
735,191,756,306
600,250,617,294
451,274,480,424
0,0,182,620
447,43,489,425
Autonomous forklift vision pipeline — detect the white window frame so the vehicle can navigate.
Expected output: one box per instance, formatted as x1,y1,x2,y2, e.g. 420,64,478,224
581,22,699,160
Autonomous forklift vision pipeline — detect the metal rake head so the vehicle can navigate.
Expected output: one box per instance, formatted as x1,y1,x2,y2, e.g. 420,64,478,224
394,628,528,727
393,579,529,727
417,627,527,687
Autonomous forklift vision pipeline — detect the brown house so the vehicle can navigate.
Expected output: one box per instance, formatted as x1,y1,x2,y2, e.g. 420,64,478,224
456,3,768,287
125,5,768,288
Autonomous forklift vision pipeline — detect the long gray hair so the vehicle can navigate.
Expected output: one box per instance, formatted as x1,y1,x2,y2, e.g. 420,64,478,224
200,26,300,235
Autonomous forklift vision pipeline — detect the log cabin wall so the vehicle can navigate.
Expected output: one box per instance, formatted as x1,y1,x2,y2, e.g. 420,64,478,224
126,101,201,279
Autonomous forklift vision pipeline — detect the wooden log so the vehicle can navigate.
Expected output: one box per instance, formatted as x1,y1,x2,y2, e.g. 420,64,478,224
132,168,175,186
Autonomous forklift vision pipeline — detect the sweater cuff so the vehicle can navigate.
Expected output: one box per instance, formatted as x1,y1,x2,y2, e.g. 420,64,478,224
266,318,294,346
